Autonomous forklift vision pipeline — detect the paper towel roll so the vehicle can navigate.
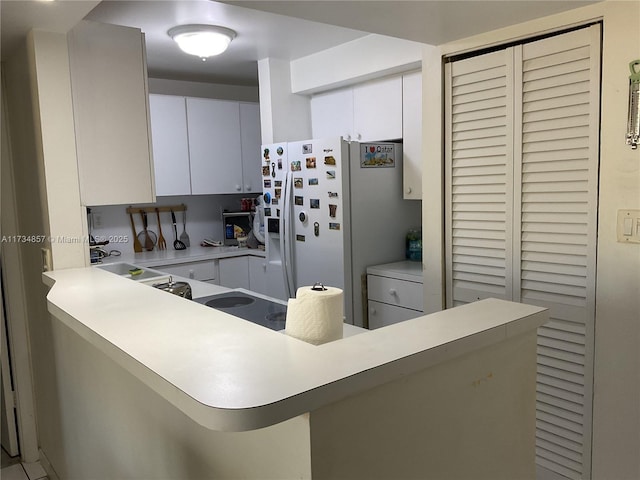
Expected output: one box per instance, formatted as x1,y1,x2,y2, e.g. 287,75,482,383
285,285,343,345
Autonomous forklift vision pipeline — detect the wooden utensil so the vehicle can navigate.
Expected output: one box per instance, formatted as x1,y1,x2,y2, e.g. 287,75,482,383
129,212,142,253
156,208,167,250
140,210,154,251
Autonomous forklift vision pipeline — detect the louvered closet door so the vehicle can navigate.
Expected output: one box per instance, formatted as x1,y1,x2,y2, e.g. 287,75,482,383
514,26,600,480
444,50,514,306
445,24,600,480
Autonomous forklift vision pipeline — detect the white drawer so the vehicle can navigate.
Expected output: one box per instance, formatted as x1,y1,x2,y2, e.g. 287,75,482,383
367,274,423,311
368,300,422,329
155,261,218,282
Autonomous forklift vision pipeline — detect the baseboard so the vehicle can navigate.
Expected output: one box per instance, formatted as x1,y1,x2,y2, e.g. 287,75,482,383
38,449,60,480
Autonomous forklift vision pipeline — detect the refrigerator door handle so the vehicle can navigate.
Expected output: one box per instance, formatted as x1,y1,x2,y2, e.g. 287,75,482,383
280,171,295,298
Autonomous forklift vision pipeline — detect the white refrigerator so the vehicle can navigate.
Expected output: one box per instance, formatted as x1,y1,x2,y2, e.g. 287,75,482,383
261,137,421,327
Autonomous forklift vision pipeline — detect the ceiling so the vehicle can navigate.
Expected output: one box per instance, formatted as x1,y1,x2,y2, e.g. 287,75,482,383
2,0,597,86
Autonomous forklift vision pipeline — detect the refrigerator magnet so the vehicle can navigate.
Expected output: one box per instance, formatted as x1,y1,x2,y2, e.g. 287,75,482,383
275,180,282,187
328,191,339,198
310,199,320,209
278,158,282,170
271,198,279,206
302,143,312,154
324,155,336,166
277,146,284,155
293,177,303,188
276,209,280,217
306,157,317,169
296,234,305,242
326,170,336,179
264,207,272,216
294,196,304,206
291,160,301,172
263,192,271,204
271,162,276,177
314,222,320,237
275,188,282,198
263,148,270,160
262,166,270,176
308,178,319,186
329,222,341,231
299,211,307,223
329,204,337,218
263,179,271,188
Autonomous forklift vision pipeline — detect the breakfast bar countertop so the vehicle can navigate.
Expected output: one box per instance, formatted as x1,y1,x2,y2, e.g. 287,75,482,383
43,266,547,433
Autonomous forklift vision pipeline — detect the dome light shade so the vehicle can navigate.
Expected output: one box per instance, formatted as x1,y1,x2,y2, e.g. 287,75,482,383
168,25,236,59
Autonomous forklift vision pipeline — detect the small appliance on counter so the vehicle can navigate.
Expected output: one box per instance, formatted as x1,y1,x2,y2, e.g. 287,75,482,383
222,211,252,246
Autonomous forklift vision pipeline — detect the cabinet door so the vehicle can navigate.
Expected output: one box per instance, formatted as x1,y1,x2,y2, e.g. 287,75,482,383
353,76,403,142
310,88,353,140
187,98,243,194
68,20,154,206
149,95,191,196
219,256,250,289
155,260,218,282
239,103,262,194
368,300,421,329
402,71,423,200
248,256,268,295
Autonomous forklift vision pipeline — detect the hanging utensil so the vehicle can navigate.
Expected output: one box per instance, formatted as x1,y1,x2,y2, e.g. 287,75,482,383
156,208,167,250
171,209,186,250
626,59,640,149
180,210,190,247
129,212,143,253
139,210,155,251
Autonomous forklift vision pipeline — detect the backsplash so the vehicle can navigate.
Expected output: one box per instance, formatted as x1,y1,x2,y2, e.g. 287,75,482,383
88,194,258,256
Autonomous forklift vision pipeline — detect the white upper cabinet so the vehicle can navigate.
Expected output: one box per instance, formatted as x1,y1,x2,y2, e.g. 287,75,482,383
239,102,262,194
352,76,403,142
311,88,354,140
148,96,261,196
402,71,423,200
187,98,243,195
68,20,155,206
148,95,191,196
311,76,402,142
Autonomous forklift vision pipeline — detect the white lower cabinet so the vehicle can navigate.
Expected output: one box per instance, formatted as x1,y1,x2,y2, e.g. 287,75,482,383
153,260,219,284
248,256,268,296
366,261,423,329
219,256,250,289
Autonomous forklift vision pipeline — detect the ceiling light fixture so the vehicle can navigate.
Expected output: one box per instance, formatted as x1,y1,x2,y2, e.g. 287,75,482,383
168,25,236,61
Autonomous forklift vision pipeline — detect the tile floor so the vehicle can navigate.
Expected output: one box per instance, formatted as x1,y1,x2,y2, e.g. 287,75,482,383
1,448,48,480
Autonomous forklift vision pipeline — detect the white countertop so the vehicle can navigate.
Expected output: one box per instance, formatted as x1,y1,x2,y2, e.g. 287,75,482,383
101,244,265,268
367,260,423,282
43,266,547,432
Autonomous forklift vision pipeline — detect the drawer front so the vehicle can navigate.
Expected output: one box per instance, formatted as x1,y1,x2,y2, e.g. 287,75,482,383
156,261,217,281
367,275,423,311
368,300,421,329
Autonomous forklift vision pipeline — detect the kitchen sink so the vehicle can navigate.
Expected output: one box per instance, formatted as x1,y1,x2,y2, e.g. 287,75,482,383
96,262,166,281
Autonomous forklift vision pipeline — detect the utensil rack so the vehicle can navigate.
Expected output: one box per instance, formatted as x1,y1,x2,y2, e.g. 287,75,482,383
126,204,187,214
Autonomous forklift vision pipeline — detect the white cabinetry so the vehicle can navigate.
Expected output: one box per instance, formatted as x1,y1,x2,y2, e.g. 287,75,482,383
366,261,423,329
239,103,262,194
248,256,268,296
68,20,155,206
187,98,243,195
154,260,218,284
148,95,191,196
219,256,250,289
311,76,402,142
402,71,422,200
148,96,261,196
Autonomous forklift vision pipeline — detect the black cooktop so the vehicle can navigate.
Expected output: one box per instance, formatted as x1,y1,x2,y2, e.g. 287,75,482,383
193,291,287,331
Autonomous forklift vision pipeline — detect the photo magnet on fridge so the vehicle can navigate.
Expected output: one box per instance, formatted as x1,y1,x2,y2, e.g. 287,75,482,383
328,191,339,198
310,199,320,209
262,166,270,176
324,155,336,166
296,235,305,242
306,157,317,168
294,178,303,188
278,158,283,170
302,143,312,154
277,146,284,155
263,148,270,161
264,207,272,216
291,160,301,171
263,179,271,188
275,188,282,198
329,204,337,218
326,170,336,179
275,180,282,187
308,178,319,186
329,222,341,231
271,198,279,206
294,196,304,206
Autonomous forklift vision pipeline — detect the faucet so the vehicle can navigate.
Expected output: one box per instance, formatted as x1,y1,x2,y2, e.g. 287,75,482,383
90,246,108,264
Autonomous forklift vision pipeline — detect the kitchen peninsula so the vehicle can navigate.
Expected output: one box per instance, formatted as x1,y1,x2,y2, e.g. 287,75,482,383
43,266,547,479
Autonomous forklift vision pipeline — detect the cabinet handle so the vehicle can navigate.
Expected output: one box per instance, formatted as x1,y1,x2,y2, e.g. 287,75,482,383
189,269,194,279
406,187,412,194
356,133,362,141
345,134,351,142
245,185,251,191
389,288,397,296
370,307,377,315
235,185,241,191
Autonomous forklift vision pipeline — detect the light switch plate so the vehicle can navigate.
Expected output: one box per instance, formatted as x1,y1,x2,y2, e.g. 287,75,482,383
616,209,640,244
41,248,53,272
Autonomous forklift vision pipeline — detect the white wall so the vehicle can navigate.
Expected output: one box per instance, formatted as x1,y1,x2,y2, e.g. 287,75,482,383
423,2,640,478
148,77,259,102
290,34,426,94
89,194,252,255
